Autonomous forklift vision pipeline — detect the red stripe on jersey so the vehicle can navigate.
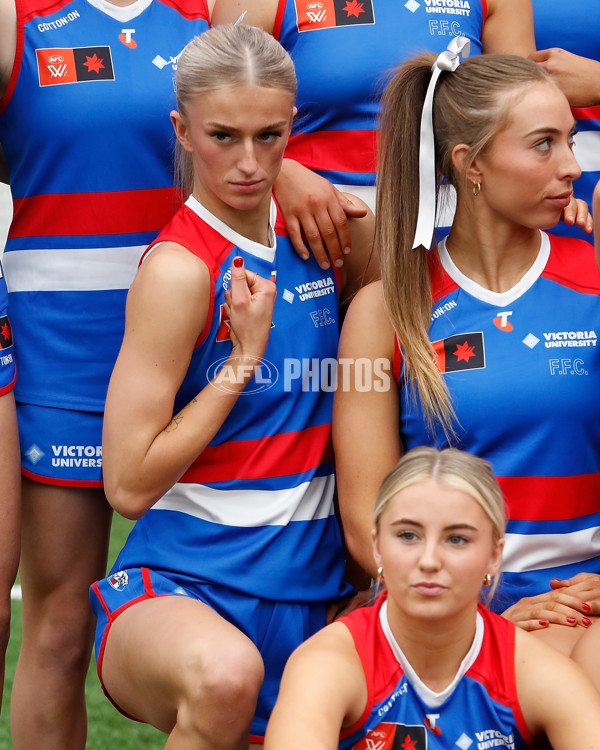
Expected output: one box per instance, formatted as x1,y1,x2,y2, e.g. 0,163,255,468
1,0,26,115
429,245,460,302
572,105,600,121
499,473,600,521
285,130,378,176
155,0,209,20
20,0,73,24
9,188,181,238
273,0,287,39
542,234,600,295
181,423,332,483
392,335,402,382
22,466,103,488
0,372,16,396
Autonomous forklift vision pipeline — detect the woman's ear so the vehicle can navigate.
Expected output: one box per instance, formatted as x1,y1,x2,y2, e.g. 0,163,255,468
372,528,383,570
489,537,504,579
451,143,483,188
171,110,193,153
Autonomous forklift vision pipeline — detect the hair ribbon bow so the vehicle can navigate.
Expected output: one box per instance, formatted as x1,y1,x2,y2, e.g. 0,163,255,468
412,36,470,251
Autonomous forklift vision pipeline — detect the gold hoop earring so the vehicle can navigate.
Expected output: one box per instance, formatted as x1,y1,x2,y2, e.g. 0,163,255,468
377,566,384,581
483,573,492,587
472,181,481,197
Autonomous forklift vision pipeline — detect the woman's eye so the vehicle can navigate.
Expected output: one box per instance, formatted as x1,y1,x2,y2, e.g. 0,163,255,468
448,535,468,546
212,132,231,142
568,130,578,148
398,530,418,542
259,131,282,143
534,137,551,152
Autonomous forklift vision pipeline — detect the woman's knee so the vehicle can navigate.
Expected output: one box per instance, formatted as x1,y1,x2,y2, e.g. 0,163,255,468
177,637,264,735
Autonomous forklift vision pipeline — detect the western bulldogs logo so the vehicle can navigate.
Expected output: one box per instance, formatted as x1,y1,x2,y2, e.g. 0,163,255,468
108,570,129,591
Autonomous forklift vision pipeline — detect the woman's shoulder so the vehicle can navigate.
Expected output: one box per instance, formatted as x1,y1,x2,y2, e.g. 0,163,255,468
347,280,385,316
544,232,600,292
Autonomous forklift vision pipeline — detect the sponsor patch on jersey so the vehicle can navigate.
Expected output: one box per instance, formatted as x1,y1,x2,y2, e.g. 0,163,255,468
0,316,13,350
433,331,485,373
295,0,374,31
36,47,115,87
353,723,427,750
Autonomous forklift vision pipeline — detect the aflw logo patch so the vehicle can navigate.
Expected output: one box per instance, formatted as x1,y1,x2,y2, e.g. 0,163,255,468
353,723,427,750
36,47,115,87
295,0,374,31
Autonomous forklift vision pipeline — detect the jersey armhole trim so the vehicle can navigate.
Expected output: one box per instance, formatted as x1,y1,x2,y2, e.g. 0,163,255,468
273,0,286,40
0,0,25,116
338,619,374,742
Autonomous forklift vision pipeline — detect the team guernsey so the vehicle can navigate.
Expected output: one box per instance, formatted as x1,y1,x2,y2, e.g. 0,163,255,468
533,0,600,242
394,233,600,611
275,0,484,189
339,595,532,750
0,0,209,412
110,196,351,603
0,266,16,396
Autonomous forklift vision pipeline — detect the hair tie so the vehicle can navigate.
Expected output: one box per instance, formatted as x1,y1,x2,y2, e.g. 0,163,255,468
412,36,471,251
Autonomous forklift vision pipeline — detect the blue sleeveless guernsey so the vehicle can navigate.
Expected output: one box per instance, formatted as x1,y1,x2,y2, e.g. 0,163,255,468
532,0,600,242
111,196,351,603
339,595,532,750
0,0,209,411
394,233,600,611
275,0,485,189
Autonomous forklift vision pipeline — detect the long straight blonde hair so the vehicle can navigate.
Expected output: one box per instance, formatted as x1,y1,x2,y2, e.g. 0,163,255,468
376,54,553,436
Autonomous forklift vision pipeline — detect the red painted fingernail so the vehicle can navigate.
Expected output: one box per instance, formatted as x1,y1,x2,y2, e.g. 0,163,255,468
582,617,592,626
566,616,577,624
538,620,548,626
233,257,243,268
582,602,591,612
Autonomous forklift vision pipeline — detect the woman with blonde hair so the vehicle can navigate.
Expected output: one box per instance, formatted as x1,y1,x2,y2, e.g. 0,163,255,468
89,23,375,748
265,447,600,750
333,43,600,658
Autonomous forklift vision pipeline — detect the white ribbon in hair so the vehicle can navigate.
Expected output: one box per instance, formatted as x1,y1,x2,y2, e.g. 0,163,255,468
412,36,471,250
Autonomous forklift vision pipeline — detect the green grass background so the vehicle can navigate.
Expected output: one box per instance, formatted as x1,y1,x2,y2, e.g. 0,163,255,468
0,513,165,749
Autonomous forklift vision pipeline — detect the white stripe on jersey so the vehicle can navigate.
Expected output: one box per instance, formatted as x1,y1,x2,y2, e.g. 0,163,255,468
152,473,335,527
332,183,457,230
575,130,600,171
3,244,145,292
503,526,600,572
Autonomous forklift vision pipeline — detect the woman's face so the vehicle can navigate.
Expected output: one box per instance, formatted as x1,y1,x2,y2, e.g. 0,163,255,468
172,83,295,220
373,479,503,622
470,81,581,231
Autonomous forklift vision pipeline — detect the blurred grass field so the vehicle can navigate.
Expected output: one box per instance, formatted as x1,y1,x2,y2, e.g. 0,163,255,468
0,513,165,749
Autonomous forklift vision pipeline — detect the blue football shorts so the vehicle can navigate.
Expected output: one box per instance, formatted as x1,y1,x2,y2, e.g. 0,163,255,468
17,401,103,486
90,566,327,739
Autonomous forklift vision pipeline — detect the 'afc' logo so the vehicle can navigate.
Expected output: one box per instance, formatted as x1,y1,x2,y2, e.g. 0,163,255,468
306,1,326,22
